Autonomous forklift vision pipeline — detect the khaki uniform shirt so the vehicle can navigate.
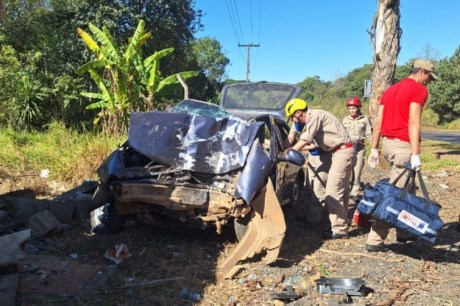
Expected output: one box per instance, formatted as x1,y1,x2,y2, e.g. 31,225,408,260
289,109,351,153
342,115,372,143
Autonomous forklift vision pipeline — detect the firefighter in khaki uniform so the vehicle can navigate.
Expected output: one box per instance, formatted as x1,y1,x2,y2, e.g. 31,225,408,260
342,97,372,200
285,99,356,239
303,144,332,227
287,123,332,229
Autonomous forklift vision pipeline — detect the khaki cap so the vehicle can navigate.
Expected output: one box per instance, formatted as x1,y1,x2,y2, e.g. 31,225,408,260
413,59,439,80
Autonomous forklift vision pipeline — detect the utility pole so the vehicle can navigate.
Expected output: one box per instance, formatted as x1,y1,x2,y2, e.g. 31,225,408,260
238,43,260,82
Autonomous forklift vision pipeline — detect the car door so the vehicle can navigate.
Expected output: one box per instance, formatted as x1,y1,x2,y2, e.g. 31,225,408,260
272,118,305,205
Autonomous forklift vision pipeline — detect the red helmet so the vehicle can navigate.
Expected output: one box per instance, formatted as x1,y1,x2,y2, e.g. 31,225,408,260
346,97,361,107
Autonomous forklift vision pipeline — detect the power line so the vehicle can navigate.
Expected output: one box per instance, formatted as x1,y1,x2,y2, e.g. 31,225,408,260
257,0,262,43
249,0,253,41
250,0,263,80
231,0,246,43
224,0,242,44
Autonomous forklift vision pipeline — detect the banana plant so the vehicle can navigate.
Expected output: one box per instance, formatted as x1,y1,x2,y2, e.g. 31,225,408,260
139,48,198,111
77,20,197,135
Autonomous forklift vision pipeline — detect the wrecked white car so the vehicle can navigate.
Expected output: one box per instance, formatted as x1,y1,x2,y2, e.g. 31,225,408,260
92,82,306,278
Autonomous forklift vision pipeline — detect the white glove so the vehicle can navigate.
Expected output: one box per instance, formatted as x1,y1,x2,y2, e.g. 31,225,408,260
410,154,422,171
367,148,379,168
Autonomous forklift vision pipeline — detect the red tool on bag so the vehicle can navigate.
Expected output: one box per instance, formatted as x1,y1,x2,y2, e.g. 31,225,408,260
352,209,373,229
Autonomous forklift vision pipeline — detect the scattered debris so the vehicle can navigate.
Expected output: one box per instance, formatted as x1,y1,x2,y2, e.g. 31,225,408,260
27,210,61,238
104,244,132,264
180,288,201,302
90,206,105,233
39,169,49,179
315,277,366,296
18,255,113,296
120,277,185,289
270,285,302,300
238,273,257,284
226,295,238,306
0,229,31,265
0,181,98,235
435,171,450,178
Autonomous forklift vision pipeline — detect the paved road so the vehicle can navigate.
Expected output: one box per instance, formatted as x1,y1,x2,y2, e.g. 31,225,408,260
422,130,460,144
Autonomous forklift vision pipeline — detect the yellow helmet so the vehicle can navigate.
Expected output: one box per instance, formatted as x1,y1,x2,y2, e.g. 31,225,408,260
285,98,308,117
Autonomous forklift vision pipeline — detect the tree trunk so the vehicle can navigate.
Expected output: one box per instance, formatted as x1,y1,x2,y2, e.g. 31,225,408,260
368,0,401,120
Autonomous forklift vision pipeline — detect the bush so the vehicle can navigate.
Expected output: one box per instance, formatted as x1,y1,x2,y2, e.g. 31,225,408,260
0,122,124,187
421,108,440,129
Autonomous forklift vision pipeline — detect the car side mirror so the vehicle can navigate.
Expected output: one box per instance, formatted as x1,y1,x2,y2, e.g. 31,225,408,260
276,149,306,166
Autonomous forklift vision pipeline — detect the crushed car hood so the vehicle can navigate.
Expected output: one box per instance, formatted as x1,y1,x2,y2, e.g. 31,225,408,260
127,111,265,174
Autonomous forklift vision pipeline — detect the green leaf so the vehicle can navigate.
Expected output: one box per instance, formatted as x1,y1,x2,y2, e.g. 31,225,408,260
76,28,100,53
125,20,146,60
87,69,114,108
81,92,104,99
147,60,159,90
139,32,152,45
155,71,199,95
85,100,109,110
76,59,113,74
177,71,200,79
102,26,117,50
155,74,180,93
144,48,174,67
89,23,119,62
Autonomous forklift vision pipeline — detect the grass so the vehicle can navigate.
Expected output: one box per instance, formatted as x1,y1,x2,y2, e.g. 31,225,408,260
419,140,460,171
0,122,124,189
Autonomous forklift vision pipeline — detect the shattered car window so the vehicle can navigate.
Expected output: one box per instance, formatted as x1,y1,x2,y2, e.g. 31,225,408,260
172,99,234,120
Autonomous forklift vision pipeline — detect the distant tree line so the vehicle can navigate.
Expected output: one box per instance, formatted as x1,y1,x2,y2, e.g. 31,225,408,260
295,47,460,125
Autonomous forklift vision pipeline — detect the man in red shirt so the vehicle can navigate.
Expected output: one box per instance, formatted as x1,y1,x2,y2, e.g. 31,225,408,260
365,59,438,252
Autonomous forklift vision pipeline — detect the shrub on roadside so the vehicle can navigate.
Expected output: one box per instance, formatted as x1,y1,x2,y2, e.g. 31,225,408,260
0,122,124,188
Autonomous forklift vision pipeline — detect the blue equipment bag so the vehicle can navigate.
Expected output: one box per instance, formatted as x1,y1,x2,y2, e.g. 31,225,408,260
357,165,443,244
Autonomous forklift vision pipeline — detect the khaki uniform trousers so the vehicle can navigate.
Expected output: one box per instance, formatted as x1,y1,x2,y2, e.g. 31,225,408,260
306,152,332,224
351,143,366,197
326,147,356,235
366,138,414,246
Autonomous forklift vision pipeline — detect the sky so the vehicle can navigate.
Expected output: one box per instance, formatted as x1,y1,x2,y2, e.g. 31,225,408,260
194,0,460,84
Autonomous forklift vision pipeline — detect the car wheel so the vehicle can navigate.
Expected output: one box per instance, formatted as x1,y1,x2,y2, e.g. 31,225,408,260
234,214,251,241
106,203,126,233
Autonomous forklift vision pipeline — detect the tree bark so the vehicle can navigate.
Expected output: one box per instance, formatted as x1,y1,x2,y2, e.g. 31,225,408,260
368,0,401,120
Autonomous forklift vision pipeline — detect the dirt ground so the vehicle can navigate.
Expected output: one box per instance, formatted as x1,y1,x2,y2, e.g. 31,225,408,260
2,160,460,305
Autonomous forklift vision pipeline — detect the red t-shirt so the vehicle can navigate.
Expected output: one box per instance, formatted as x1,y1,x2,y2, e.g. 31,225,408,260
380,78,428,142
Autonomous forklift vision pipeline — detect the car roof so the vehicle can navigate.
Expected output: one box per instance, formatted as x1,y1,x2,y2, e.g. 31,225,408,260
220,81,303,120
